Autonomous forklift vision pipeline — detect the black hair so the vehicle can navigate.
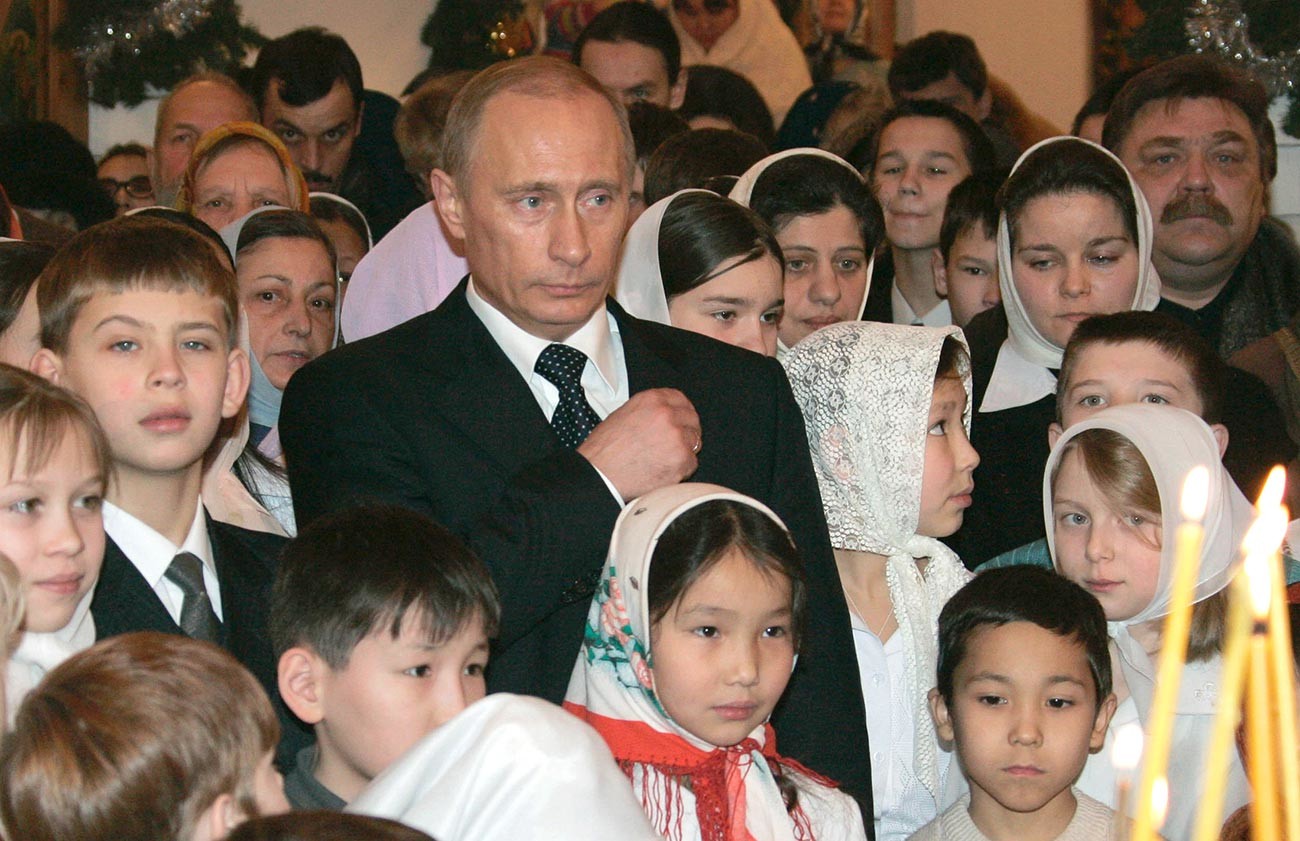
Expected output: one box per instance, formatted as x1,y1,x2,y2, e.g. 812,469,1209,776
574,1,682,85
1102,54,1276,183
865,99,998,178
937,567,1112,708
643,128,767,206
748,154,886,254
647,499,806,648
309,195,371,251
97,143,149,168
938,170,1005,262
1070,70,1139,137
888,31,989,100
251,27,363,113
1058,311,1226,425
235,209,338,270
0,241,53,335
628,101,691,168
269,503,501,668
127,207,232,267
0,121,115,231
658,191,783,299
678,65,775,151
997,137,1138,250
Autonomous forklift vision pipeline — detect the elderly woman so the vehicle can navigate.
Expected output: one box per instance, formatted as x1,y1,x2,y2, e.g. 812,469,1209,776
177,122,309,230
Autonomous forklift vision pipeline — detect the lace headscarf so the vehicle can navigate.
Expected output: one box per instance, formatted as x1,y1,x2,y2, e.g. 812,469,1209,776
564,483,827,841
983,136,1162,412
1043,404,1253,715
782,321,974,800
730,149,876,356
615,189,714,326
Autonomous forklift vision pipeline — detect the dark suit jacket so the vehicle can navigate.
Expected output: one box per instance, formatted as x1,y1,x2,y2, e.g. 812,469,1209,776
91,514,309,767
280,282,875,821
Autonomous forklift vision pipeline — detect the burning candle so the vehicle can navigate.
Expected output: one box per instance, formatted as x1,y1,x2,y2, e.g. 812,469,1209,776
1245,512,1281,841
1112,723,1143,839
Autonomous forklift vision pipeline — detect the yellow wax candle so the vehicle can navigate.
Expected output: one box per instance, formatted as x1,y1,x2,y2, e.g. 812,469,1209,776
1112,722,1143,840
1131,466,1208,841
1246,527,1281,841
1190,572,1251,841
1260,469,1300,841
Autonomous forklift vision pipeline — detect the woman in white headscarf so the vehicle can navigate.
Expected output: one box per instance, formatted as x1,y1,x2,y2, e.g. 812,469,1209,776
616,189,784,356
1044,403,1255,839
959,136,1161,566
784,322,976,840
730,149,882,359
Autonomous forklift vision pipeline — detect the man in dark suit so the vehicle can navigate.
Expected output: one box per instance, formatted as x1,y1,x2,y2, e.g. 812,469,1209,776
281,55,873,823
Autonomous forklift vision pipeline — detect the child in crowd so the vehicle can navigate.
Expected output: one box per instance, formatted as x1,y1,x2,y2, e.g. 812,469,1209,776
29,215,297,760
617,189,785,356
269,503,499,809
731,148,884,356
785,322,977,840
0,631,289,841
0,365,111,722
565,483,868,841
957,136,1161,566
932,171,1003,329
1046,404,1254,838
917,566,1120,840
863,100,998,328
982,311,1300,583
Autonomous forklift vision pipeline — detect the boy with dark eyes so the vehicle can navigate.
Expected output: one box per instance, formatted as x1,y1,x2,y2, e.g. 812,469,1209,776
915,567,1122,841
270,503,501,810
932,171,1005,328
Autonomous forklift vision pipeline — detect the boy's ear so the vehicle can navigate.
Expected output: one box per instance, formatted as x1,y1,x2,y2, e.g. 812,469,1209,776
932,249,949,297
278,647,327,726
221,346,250,421
669,67,689,111
1210,423,1229,458
1047,421,1063,449
1089,692,1119,753
30,348,63,384
191,792,236,841
429,169,466,242
928,687,955,743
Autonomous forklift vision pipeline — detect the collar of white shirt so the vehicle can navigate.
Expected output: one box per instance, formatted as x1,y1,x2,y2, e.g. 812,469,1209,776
979,338,1059,414
465,277,626,418
891,282,952,327
102,497,223,620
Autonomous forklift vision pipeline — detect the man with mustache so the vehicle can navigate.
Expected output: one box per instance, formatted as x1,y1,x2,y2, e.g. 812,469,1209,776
1104,54,1300,360
251,28,421,240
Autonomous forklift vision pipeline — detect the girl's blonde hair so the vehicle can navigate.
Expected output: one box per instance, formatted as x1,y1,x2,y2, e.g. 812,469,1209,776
0,364,112,489
1052,427,1225,659
0,553,24,722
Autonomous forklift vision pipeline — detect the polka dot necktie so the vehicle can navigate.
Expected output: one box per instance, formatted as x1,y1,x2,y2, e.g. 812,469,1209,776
535,343,602,448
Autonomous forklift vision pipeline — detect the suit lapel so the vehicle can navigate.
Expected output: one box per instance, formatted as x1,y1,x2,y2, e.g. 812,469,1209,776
91,537,181,638
610,298,689,395
425,288,565,474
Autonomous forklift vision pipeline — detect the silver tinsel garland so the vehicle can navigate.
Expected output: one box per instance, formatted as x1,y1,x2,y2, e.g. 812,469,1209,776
1185,0,1299,99
75,0,215,80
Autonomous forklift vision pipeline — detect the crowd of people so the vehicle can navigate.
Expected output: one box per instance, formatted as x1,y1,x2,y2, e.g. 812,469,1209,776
0,1,1297,840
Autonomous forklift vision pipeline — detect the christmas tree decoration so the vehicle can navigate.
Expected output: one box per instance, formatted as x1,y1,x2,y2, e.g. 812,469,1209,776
54,0,263,107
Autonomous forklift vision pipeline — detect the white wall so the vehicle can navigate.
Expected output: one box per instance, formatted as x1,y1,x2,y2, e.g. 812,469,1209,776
900,0,1092,134
89,0,433,156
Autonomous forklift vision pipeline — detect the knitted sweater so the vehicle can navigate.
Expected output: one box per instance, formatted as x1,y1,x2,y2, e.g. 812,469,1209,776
907,790,1121,841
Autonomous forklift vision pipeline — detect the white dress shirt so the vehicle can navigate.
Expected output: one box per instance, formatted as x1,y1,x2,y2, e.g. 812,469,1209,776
891,283,953,327
465,279,631,502
102,497,223,623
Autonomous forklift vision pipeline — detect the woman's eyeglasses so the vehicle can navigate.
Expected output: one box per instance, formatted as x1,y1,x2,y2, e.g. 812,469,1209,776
98,176,154,199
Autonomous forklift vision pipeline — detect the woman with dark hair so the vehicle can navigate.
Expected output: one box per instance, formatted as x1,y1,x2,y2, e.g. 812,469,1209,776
731,148,884,356
616,189,784,356
957,136,1160,565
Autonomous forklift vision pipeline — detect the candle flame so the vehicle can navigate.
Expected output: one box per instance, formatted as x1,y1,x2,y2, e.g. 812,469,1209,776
1112,722,1143,771
1242,519,1282,620
1256,465,1287,512
1180,465,1210,521
1152,777,1169,827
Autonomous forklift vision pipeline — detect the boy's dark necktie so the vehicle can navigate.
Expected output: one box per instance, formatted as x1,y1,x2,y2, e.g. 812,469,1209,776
535,343,602,448
164,552,221,643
